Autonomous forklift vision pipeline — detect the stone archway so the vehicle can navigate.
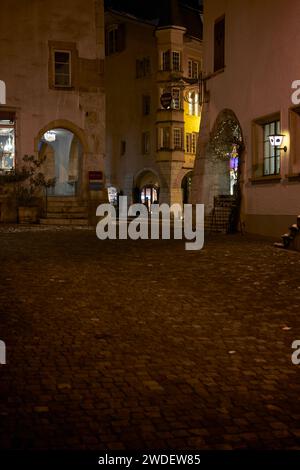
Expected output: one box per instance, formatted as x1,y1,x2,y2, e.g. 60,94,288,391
208,109,244,198
35,120,89,154
133,168,160,206
194,108,244,232
35,121,87,197
208,109,244,232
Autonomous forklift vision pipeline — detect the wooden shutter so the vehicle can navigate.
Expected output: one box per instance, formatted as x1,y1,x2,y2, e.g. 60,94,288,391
214,17,225,72
116,23,126,53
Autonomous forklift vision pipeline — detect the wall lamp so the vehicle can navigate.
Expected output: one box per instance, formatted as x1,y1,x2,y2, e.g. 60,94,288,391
268,134,287,152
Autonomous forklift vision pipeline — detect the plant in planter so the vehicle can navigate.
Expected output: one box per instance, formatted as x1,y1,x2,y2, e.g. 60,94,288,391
1,155,56,224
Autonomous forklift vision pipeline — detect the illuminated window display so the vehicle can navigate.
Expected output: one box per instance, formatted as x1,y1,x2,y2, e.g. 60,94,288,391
0,118,15,171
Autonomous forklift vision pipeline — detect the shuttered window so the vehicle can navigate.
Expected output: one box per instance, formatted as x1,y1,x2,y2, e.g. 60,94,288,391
214,17,225,72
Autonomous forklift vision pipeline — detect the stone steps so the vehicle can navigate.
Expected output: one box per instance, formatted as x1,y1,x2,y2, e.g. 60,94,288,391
40,217,88,226
40,197,88,226
204,208,231,233
46,212,87,219
275,218,300,250
47,205,88,214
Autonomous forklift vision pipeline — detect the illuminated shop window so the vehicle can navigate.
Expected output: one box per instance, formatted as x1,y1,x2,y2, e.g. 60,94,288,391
0,115,15,171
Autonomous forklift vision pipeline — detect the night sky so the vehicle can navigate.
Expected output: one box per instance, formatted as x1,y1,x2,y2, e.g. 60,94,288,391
105,0,203,20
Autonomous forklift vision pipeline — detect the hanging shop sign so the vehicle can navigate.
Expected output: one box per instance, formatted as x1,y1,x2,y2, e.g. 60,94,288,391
89,171,104,191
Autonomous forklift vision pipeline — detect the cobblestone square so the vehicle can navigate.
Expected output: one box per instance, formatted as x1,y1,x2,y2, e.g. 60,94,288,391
1,226,300,450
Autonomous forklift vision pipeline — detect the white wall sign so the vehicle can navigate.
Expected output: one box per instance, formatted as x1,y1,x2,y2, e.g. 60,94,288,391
0,80,6,104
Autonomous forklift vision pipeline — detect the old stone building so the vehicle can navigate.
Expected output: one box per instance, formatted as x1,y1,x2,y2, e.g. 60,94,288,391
0,0,106,224
105,0,203,207
192,0,300,237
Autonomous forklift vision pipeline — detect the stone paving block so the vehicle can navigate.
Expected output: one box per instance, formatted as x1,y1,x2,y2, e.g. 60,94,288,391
1,228,300,449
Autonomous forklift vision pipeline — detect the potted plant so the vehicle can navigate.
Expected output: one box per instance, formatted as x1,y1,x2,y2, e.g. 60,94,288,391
17,155,56,223
1,155,56,224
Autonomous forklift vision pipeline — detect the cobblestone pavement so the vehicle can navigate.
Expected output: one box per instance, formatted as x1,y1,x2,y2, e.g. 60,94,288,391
1,226,300,450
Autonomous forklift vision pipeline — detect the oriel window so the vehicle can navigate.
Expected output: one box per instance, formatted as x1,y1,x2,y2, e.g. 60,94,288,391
159,127,170,149
172,51,181,71
173,128,182,149
188,59,199,79
162,50,171,71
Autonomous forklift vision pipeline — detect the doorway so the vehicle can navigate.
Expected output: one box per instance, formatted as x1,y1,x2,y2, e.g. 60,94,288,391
38,128,82,196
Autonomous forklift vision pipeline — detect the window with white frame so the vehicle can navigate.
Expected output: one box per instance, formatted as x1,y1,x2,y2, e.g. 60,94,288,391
162,50,181,71
263,120,281,175
173,128,182,149
172,88,181,110
162,50,171,71
54,50,71,87
142,132,150,154
172,51,181,71
192,133,198,154
186,133,192,153
188,59,199,79
159,127,170,149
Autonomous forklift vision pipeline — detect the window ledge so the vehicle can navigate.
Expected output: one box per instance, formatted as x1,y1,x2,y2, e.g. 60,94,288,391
50,86,75,91
285,173,300,182
249,175,281,184
211,67,226,77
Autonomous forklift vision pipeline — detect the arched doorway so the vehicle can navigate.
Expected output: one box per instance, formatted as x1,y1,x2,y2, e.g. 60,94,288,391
208,109,244,232
181,171,193,204
140,185,158,209
38,128,83,196
133,169,160,209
